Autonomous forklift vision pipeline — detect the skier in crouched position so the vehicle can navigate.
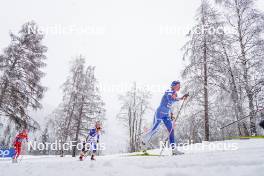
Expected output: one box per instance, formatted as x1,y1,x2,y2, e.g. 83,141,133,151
79,122,102,161
142,81,188,155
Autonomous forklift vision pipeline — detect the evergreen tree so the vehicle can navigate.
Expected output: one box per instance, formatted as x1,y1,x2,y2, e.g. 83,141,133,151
50,56,105,157
0,21,47,129
182,0,223,141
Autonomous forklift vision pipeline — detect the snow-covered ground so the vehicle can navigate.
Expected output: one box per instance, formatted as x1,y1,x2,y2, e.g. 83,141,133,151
1,139,264,176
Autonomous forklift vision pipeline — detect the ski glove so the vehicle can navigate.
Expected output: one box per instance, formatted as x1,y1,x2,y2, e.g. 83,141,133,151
182,93,189,100
170,113,176,121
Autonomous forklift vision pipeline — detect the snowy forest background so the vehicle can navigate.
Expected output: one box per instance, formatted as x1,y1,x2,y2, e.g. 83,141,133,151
0,0,264,155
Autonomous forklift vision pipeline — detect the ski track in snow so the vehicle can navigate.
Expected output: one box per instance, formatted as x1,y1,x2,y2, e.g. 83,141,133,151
1,139,264,176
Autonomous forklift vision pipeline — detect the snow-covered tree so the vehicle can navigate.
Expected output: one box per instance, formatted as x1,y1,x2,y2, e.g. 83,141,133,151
182,0,223,141
0,21,47,130
118,83,151,152
180,0,264,141
216,0,264,135
71,64,105,157
49,56,105,157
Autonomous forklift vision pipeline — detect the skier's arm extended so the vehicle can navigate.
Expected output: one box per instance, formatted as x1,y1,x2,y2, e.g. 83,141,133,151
166,92,180,102
170,93,189,120
170,93,189,101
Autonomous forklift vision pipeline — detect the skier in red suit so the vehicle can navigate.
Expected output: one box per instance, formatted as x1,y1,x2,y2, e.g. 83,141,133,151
13,130,28,161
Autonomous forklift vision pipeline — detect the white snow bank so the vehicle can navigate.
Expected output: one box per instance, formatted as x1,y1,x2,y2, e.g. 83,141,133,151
0,139,264,176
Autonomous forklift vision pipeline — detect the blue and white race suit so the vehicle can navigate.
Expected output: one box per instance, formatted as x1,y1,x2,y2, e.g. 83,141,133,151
87,128,100,153
143,89,180,145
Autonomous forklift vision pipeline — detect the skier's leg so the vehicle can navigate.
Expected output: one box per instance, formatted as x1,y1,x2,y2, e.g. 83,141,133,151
163,116,184,155
14,143,21,160
79,152,84,161
79,142,86,161
162,116,175,146
13,144,18,162
17,144,21,158
91,143,97,160
142,111,162,144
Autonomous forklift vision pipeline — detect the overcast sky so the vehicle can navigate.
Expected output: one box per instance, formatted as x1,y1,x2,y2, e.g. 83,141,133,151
1,0,263,153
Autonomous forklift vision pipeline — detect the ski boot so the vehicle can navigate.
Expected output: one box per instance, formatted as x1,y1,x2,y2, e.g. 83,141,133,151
79,155,83,161
172,149,184,156
91,154,96,161
12,158,18,163
79,152,85,161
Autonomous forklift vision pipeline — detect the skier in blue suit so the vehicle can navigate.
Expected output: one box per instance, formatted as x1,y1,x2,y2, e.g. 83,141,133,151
79,122,102,161
142,81,188,155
